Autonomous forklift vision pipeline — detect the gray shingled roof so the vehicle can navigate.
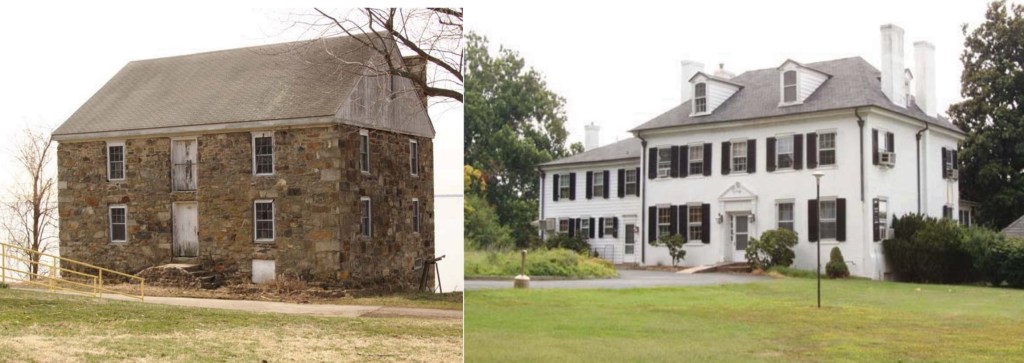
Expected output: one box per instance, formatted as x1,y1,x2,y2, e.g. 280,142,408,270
538,137,642,168
53,34,434,138
631,57,962,134
1002,214,1024,237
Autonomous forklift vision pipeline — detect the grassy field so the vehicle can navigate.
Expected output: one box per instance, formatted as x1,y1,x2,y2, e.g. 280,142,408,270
465,277,1024,362
0,289,462,362
465,249,618,278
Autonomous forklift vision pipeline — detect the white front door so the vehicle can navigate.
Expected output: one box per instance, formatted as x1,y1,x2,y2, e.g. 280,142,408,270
730,214,750,262
173,202,198,257
171,139,197,191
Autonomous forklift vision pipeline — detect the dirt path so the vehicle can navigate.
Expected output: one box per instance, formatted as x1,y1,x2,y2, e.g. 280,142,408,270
16,287,462,320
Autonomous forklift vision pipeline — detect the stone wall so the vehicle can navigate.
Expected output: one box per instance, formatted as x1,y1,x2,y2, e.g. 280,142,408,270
57,123,433,288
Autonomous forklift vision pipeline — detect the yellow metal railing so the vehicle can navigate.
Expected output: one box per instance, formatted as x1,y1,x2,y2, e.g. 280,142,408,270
1,242,144,300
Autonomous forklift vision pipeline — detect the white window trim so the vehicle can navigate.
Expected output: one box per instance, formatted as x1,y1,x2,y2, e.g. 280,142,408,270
557,217,570,234
817,130,838,167
731,139,748,173
558,173,570,199
775,133,795,170
251,131,275,176
818,197,838,241
692,82,709,116
656,146,672,178
780,69,802,106
412,198,420,234
106,141,126,182
687,204,703,243
603,216,616,237
688,143,704,176
360,196,372,237
592,171,604,197
874,197,889,241
580,217,591,237
624,169,637,195
253,199,275,242
876,128,892,152
109,204,128,243
359,129,370,174
776,199,795,231
656,205,673,239
409,139,419,177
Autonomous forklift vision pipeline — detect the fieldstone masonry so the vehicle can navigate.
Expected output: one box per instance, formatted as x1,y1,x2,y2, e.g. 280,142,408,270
58,124,434,288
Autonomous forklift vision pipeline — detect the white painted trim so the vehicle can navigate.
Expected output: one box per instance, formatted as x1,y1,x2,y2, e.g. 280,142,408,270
109,204,128,243
780,69,801,106
359,129,371,174
251,131,275,176
360,196,372,237
105,141,126,182
53,115,336,142
253,199,275,242
691,81,709,116
409,139,419,177
412,198,420,234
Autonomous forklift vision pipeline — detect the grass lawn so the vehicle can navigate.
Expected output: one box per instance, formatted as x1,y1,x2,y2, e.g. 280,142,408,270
465,277,1024,362
0,289,462,362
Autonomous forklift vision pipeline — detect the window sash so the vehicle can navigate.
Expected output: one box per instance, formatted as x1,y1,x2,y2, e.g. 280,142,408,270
409,141,419,175
558,173,570,198
254,202,274,240
657,149,672,177
110,206,127,242
783,71,798,103
592,173,604,196
359,134,370,172
777,203,794,231
558,219,569,233
624,170,637,195
732,141,747,172
688,145,703,175
776,136,794,168
108,145,125,180
657,207,672,238
603,219,615,236
412,200,420,233
694,83,707,113
254,136,274,175
580,219,590,237
360,199,372,236
688,206,702,241
819,132,836,166
820,200,837,239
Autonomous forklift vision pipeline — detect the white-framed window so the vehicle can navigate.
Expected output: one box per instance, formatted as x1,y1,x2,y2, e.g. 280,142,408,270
409,139,419,176
819,199,837,240
688,145,704,175
782,70,798,103
731,140,747,173
624,169,637,195
580,218,591,238
959,209,973,227
603,217,615,237
657,148,672,178
359,130,370,173
657,206,672,238
874,197,888,242
693,82,707,114
106,141,125,181
109,204,127,243
688,205,703,242
819,132,836,166
777,201,794,231
592,172,604,197
251,132,274,176
558,218,570,234
776,135,794,169
558,173,571,199
360,197,372,237
254,200,275,242
412,198,421,233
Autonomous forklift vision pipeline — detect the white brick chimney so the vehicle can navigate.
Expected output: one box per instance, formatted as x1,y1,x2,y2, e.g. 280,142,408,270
880,24,907,108
914,41,936,116
680,60,704,103
584,122,600,151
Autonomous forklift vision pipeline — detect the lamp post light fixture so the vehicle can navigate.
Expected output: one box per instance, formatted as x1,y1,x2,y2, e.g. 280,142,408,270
812,170,825,309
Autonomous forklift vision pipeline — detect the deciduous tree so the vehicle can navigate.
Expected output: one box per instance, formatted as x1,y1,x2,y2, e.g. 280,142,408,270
2,128,58,280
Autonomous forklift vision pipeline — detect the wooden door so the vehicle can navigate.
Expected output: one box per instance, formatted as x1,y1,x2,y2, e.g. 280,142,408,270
172,139,197,191
173,203,198,257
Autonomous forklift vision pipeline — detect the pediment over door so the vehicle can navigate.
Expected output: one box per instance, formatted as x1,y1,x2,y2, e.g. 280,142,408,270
719,182,757,202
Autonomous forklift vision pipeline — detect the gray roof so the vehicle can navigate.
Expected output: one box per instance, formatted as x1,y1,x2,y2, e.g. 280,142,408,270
538,138,642,168
54,34,434,138
1002,214,1024,237
632,57,962,134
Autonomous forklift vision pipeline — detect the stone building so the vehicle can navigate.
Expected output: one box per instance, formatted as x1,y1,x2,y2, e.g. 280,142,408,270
53,34,435,288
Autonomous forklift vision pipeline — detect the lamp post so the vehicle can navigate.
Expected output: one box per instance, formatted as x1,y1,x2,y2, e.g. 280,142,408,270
812,171,824,309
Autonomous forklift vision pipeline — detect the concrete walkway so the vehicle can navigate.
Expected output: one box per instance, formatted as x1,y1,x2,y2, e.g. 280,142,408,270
465,269,770,290
16,288,462,320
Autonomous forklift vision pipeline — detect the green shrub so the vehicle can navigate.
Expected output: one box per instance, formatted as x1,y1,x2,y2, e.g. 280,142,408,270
745,229,798,270
465,249,617,278
464,194,514,250
826,247,850,279
650,234,686,266
962,227,1007,285
768,266,817,279
544,234,590,254
883,215,969,284
998,238,1024,288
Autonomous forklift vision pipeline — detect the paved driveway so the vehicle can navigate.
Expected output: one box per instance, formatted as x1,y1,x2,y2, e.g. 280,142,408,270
465,269,770,290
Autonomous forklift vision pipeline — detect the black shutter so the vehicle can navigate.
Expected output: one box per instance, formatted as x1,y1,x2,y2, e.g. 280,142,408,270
634,168,641,196
648,206,657,243
613,217,619,238
599,218,604,238
670,145,680,178
569,173,577,200
747,139,757,173
617,169,625,198
872,199,880,242
886,132,895,152
701,203,711,244
703,143,712,176
807,132,818,169
552,174,559,201
952,150,958,170
590,217,596,239
721,141,731,175
648,148,658,179
872,129,879,165
794,134,804,170
680,146,689,177
603,171,610,199
837,198,847,242
586,171,593,199
941,147,948,178
568,218,576,237
669,206,678,236
767,137,777,172
808,199,819,242
677,205,687,240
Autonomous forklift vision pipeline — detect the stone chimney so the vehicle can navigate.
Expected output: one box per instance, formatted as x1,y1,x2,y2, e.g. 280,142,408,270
680,60,704,103
584,123,600,151
402,55,428,107
880,24,907,108
713,63,735,79
913,41,936,116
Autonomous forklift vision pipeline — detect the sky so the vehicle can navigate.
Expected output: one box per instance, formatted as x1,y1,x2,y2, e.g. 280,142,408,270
0,4,464,291
467,0,1004,148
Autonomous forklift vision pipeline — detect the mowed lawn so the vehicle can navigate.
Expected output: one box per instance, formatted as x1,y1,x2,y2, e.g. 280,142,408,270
0,289,462,363
466,277,1024,362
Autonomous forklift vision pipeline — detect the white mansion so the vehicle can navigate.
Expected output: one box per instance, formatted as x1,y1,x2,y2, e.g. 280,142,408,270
537,25,967,279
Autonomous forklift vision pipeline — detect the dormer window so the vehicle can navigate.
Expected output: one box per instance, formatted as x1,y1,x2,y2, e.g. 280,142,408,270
783,70,798,104
693,83,707,114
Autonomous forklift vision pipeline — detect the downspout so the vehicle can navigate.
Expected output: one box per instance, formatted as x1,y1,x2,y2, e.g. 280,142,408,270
915,122,930,214
639,136,648,264
539,169,546,240
856,108,865,202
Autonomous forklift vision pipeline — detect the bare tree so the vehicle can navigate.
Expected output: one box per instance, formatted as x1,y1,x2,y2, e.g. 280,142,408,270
299,8,463,104
2,128,58,280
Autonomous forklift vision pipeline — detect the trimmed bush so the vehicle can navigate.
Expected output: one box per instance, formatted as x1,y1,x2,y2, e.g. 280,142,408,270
826,247,850,279
650,234,686,266
745,229,798,270
465,249,617,278
998,238,1024,288
543,234,590,254
883,215,969,284
962,227,1007,285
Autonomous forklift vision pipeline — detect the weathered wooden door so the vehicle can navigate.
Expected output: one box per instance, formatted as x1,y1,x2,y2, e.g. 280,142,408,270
173,202,198,257
171,139,197,191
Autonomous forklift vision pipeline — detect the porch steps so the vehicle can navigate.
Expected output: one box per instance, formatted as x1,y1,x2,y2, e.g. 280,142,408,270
136,263,222,290
677,262,752,274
